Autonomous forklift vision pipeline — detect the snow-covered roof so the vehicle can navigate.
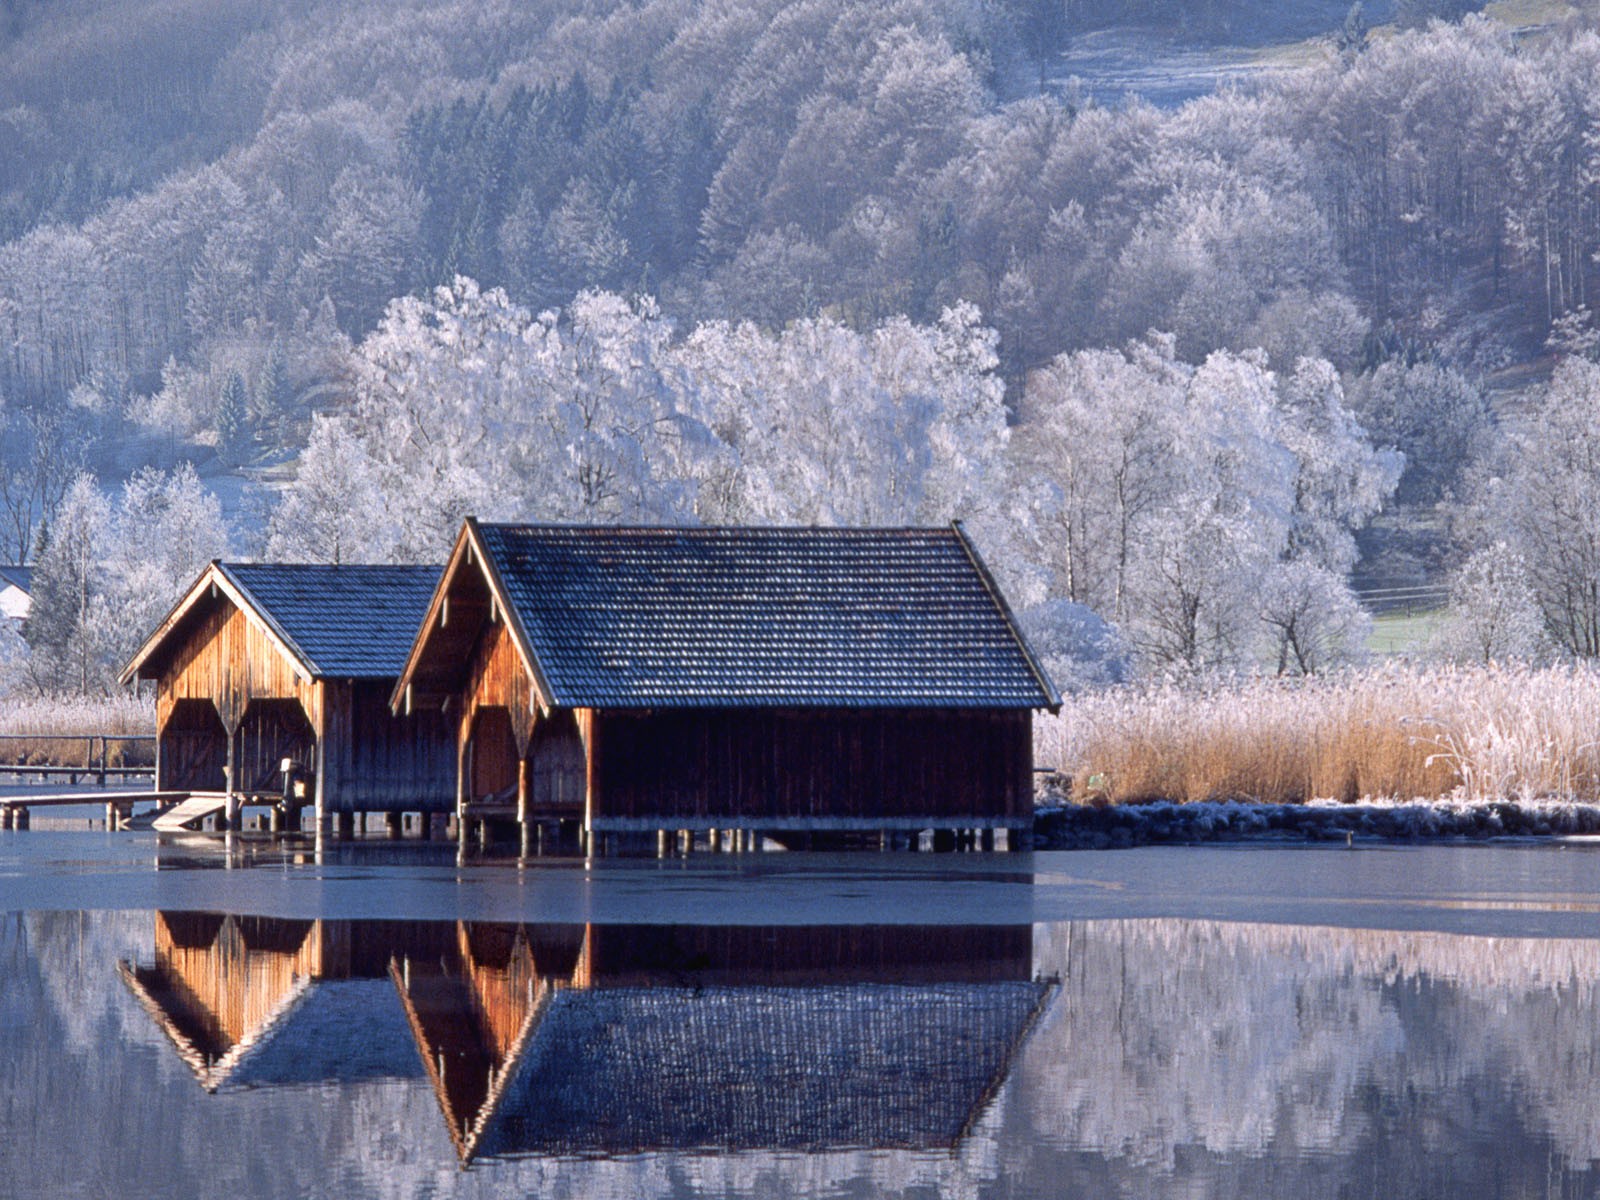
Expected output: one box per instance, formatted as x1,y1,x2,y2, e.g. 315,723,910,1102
219,562,441,679
403,521,1059,711
121,561,441,684
0,564,31,593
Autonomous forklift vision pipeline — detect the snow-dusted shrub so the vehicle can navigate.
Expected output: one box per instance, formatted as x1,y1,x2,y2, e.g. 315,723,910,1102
1018,599,1128,693
1432,542,1547,664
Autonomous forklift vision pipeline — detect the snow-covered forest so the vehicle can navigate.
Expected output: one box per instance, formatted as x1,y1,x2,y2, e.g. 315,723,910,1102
5,0,1600,697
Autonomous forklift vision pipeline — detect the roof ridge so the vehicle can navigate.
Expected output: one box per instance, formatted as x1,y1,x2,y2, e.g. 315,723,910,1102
479,523,961,536
223,561,441,571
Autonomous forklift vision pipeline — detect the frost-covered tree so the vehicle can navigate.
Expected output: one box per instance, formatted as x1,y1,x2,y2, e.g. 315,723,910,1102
270,279,712,563
1016,337,1395,673
265,415,392,563
252,341,294,448
215,370,251,467
1434,542,1546,664
1257,560,1370,675
100,464,228,669
22,474,110,693
20,466,226,693
1347,361,1489,505
1473,358,1600,657
1018,598,1128,693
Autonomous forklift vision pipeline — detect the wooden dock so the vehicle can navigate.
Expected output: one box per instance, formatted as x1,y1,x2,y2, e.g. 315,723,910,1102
1,789,188,830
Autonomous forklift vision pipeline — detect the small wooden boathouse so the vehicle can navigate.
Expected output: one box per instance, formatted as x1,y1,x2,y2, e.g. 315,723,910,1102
119,562,454,829
393,520,1060,850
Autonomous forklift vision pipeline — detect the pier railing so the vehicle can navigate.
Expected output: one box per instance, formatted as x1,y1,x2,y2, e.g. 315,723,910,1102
0,733,156,786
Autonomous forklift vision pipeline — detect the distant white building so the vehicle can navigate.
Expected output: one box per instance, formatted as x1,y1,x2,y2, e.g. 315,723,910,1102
0,566,32,623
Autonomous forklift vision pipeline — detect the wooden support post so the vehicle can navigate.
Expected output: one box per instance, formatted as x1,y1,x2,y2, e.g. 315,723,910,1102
981,828,995,851
2,806,12,830
516,756,529,841
14,807,27,831
385,811,401,838
336,811,354,838
223,729,241,832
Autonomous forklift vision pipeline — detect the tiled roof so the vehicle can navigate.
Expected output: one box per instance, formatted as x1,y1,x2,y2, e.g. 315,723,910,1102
224,982,424,1090
476,524,1058,709
0,565,31,592
480,980,1051,1158
223,563,440,679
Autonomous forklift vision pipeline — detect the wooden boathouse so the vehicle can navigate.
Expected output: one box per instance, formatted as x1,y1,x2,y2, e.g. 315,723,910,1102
393,520,1060,851
119,562,454,831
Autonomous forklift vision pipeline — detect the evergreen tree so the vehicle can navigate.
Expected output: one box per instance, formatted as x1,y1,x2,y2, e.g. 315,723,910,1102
252,342,292,447
216,370,251,467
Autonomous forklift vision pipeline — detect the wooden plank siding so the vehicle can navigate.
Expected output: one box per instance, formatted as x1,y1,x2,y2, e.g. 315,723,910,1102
155,600,321,747
320,681,455,813
152,598,321,796
587,708,1032,831
459,620,537,756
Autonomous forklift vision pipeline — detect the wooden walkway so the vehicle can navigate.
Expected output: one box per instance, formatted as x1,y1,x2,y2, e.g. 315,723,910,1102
0,789,188,830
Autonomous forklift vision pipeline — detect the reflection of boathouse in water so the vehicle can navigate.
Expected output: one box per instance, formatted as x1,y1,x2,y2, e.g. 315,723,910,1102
119,914,1051,1163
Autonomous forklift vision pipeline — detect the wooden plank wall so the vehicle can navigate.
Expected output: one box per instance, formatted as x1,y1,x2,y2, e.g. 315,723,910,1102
591,709,1032,825
459,621,536,759
148,596,455,811
154,601,321,740
158,699,228,791
320,681,456,812
468,705,518,801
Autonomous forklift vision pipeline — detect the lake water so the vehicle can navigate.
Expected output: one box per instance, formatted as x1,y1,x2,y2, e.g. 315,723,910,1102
6,835,1600,1198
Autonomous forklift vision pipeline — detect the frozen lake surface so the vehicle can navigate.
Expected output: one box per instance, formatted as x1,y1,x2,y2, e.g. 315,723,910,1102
7,835,1600,1197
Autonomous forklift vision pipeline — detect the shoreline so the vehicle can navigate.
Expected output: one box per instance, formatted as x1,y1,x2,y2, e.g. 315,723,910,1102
1034,798,1600,849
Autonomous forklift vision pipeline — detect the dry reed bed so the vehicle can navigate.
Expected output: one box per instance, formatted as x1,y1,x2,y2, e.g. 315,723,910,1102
1040,663,1600,805
0,693,156,764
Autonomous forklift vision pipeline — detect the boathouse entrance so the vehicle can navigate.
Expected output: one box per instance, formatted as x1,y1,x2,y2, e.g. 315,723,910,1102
159,699,227,792
468,706,517,803
236,699,316,796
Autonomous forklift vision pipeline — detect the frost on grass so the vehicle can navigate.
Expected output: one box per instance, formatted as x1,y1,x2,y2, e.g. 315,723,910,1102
1038,661,1600,813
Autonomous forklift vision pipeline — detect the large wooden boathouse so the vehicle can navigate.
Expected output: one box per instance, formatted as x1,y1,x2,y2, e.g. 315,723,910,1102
119,562,454,829
393,520,1060,850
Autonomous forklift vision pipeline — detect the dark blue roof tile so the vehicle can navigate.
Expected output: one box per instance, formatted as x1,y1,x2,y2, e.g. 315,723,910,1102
223,563,440,679
476,525,1057,709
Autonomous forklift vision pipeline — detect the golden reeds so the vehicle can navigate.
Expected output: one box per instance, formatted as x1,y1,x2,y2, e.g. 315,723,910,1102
1041,662,1600,805
0,693,155,765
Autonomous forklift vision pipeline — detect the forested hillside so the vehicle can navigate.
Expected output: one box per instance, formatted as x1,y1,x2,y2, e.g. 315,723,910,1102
4,0,1600,693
